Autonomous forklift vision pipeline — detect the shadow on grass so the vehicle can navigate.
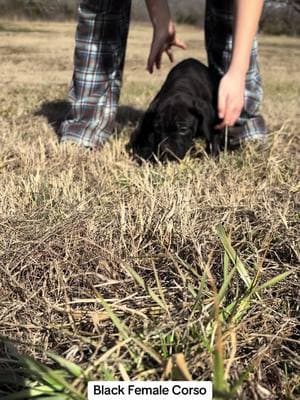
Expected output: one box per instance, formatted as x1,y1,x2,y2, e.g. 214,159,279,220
35,99,144,139
35,99,71,138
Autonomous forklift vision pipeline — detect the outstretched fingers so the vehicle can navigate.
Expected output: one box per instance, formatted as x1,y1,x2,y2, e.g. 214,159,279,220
147,31,186,74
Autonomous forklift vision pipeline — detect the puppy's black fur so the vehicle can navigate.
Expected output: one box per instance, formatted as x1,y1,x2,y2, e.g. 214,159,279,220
128,58,220,162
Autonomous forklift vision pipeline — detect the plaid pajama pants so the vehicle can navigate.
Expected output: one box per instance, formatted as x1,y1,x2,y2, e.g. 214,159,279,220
59,0,267,148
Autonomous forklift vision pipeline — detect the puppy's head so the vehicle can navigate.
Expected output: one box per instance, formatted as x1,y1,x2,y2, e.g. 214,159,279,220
128,94,217,162
150,99,199,161
129,95,216,162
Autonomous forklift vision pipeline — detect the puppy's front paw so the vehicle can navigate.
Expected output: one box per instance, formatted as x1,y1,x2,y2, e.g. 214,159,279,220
207,132,222,158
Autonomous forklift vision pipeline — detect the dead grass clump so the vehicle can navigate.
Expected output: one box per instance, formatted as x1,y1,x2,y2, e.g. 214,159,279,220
0,21,299,399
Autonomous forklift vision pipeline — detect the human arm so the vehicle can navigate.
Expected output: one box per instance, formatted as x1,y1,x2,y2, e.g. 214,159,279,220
145,0,186,73
216,0,264,129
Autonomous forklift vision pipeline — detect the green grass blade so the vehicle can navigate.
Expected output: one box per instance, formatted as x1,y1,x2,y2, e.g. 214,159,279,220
152,263,169,315
14,357,64,392
213,349,229,396
1,385,55,400
216,225,252,289
121,264,167,311
95,292,129,340
231,296,252,323
34,396,71,400
173,253,202,279
223,246,230,282
46,352,83,378
95,291,162,364
2,344,85,400
217,264,238,304
187,285,197,298
132,338,163,365
2,342,60,390
98,366,116,381
255,271,292,292
186,271,209,335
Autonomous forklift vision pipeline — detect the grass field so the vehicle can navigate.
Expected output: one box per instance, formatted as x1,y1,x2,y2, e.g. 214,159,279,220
0,20,299,399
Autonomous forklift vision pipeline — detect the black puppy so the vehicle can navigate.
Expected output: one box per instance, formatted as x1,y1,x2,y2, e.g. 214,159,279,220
128,58,220,162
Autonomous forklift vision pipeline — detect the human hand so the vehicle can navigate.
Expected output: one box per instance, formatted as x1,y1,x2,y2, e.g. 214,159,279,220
215,69,246,130
147,22,186,73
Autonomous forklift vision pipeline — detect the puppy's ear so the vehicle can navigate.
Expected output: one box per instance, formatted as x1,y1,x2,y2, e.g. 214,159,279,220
192,99,216,141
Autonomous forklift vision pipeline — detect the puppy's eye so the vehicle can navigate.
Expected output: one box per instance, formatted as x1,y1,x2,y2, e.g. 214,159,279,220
179,127,190,135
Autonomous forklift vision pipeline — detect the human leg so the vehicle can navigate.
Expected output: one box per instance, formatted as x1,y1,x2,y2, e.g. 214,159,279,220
59,0,131,148
205,0,267,147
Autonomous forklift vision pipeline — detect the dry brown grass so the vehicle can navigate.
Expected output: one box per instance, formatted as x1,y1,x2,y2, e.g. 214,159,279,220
0,20,299,399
